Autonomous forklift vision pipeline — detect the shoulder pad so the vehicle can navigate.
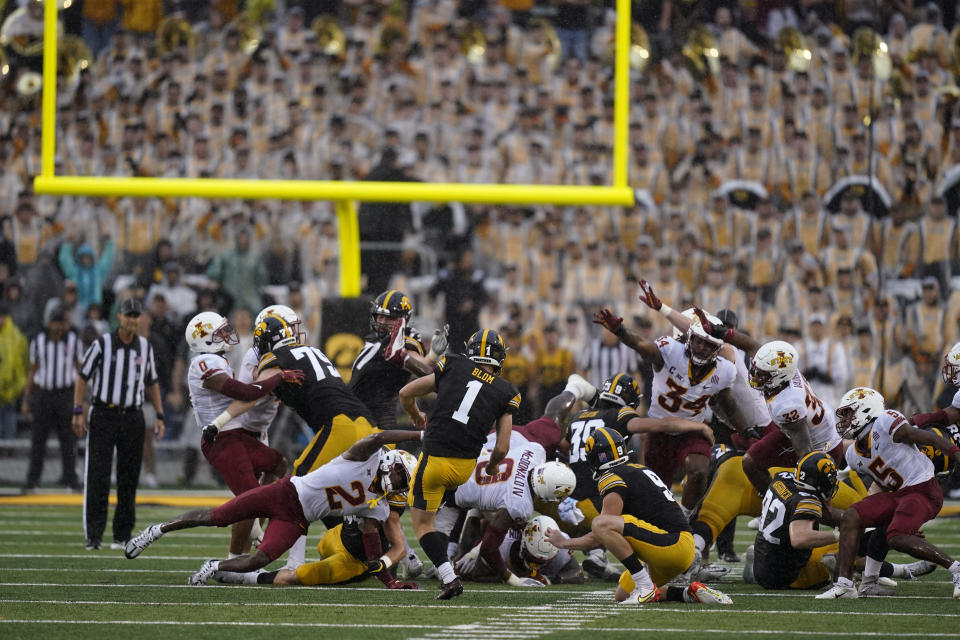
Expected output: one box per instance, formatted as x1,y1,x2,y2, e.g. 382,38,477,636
596,471,627,494
258,352,278,369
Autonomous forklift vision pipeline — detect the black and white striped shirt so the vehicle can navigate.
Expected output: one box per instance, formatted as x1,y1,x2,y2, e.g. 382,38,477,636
580,339,639,388
29,330,83,391
79,332,158,409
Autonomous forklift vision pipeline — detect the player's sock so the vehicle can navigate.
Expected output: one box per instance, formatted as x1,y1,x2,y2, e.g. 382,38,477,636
227,552,242,559
420,531,454,582
693,533,707,557
949,561,960,574
881,561,896,578
257,570,279,584
284,535,307,570
863,556,883,579
436,561,456,584
837,576,854,588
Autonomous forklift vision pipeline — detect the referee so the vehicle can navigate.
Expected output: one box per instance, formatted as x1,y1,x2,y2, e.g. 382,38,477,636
72,299,165,550
21,307,83,493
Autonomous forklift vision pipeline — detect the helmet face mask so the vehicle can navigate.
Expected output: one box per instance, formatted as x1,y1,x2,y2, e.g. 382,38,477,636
465,329,508,374
686,327,722,366
599,374,641,408
378,450,417,495
749,341,799,394
794,452,839,501
942,343,960,386
585,427,629,477
186,311,239,354
253,316,296,355
370,290,413,340
834,387,885,440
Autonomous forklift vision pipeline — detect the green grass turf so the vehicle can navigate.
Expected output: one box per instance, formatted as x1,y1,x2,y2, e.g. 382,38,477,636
2,505,960,639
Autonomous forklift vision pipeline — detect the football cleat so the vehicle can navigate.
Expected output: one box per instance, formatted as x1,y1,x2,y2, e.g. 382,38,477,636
125,523,163,559
620,586,661,605
583,549,622,582
401,552,424,580
816,582,859,599
858,576,895,596
189,559,219,586
903,560,937,580
952,569,960,599
436,577,464,601
742,545,755,585
687,582,733,604
85,539,101,551
110,540,128,551
682,557,729,583
565,373,598,404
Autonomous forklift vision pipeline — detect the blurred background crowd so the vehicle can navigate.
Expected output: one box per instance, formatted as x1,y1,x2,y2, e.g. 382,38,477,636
2,0,960,486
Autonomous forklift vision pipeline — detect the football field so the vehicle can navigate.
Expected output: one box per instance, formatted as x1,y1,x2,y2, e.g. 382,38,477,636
2,503,960,640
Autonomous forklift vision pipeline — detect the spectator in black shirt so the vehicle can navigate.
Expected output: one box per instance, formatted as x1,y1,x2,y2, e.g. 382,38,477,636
429,249,488,350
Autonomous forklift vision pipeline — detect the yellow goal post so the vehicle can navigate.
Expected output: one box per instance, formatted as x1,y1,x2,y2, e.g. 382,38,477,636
33,0,635,296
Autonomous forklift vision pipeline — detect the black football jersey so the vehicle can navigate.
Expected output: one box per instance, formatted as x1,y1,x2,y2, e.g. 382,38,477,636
753,472,824,589
595,463,690,534
566,405,638,500
349,329,425,429
259,343,375,429
422,353,521,459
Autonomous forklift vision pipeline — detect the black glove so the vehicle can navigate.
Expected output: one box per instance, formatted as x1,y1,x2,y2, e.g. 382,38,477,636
201,423,219,444
366,558,388,575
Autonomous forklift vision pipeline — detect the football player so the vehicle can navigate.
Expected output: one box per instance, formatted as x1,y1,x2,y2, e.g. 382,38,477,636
747,450,935,591
195,315,393,568
399,329,521,600
455,515,584,585
432,435,575,587
818,387,960,599
593,303,748,517
688,309,844,495
910,342,960,431
125,429,423,585
184,311,302,557
216,453,419,589
561,372,716,580
544,427,733,605
350,290,449,429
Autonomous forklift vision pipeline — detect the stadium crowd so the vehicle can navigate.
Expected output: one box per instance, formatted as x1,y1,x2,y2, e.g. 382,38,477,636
1,0,960,488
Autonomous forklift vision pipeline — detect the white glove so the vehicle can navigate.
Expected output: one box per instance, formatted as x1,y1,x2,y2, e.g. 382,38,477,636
428,324,450,360
564,374,597,403
454,543,481,576
508,573,545,587
558,497,585,525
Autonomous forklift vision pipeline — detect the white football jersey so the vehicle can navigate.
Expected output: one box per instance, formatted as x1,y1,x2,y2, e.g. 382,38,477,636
187,353,245,433
647,336,737,423
767,371,841,452
729,345,770,429
454,441,547,522
951,388,960,410
291,451,390,523
238,346,279,435
845,409,934,490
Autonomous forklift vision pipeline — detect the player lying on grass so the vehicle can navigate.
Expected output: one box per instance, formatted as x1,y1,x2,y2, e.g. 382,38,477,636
125,430,421,586
744,451,935,592
544,427,733,605
818,387,960,599
454,514,584,585
216,507,416,588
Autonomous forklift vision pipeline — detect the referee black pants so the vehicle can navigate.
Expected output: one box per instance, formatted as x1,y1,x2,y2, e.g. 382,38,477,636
83,406,145,544
25,388,77,488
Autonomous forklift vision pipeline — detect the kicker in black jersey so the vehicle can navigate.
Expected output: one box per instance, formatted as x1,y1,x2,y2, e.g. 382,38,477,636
350,329,425,428
753,471,824,589
595,463,691,535
566,405,639,500
423,353,521,459
259,343,375,429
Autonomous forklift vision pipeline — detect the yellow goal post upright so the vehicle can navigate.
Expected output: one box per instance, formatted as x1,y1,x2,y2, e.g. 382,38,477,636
34,0,635,296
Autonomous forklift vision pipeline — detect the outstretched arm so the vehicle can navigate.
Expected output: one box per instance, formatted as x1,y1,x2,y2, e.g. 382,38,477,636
893,423,960,465
911,406,960,428
344,429,424,461
693,308,762,358
626,416,715,445
593,308,664,369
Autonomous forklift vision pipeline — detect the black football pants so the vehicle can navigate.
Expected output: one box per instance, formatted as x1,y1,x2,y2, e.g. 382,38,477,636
83,406,145,543
25,388,77,487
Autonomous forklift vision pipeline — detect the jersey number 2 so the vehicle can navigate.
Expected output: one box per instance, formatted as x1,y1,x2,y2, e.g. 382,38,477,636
452,380,484,424
325,481,367,510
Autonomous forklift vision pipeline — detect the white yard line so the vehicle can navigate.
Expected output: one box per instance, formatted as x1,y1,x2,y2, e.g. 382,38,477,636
594,630,960,638
0,620,443,629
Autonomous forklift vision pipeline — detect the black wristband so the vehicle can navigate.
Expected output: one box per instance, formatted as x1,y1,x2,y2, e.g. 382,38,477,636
156,413,165,421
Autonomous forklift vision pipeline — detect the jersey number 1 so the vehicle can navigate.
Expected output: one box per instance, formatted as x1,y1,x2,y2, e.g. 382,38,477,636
452,380,484,424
